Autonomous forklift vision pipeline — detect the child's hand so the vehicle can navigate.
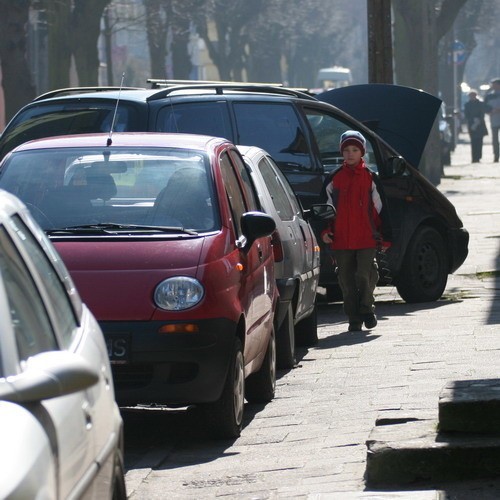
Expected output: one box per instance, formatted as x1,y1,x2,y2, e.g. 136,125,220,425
322,232,334,244
377,240,391,253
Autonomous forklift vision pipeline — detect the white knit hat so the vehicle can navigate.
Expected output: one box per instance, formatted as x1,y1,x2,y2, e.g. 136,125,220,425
340,130,366,156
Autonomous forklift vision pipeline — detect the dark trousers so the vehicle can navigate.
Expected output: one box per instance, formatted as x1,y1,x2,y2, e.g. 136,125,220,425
470,132,484,162
333,248,378,323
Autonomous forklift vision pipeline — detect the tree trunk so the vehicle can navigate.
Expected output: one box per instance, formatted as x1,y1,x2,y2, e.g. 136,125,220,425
393,1,438,94
71,0,111,86
45,0,72,89
367,0,393,83
145,0,168,79
439,0,481,113
393,0,468,183
393,0,441,183
195,17,222,80
213,18,231,80
103,6,114,85
287,36,322,87
0,0,36,122
193,0,263,82
247,29,281,83
171,18,192,80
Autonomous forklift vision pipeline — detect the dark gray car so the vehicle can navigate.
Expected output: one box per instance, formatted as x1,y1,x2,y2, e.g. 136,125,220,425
0,82,469,303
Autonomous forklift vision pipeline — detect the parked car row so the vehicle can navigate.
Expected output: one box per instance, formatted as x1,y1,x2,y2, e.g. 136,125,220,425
0,131,335,442
0,80,470,492
0,81,469,303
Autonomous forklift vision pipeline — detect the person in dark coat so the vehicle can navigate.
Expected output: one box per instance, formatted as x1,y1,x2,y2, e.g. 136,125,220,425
464,90,488,163
484,78,500,162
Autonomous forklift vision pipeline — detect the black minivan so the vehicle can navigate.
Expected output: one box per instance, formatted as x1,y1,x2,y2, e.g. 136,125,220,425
0,82,469,303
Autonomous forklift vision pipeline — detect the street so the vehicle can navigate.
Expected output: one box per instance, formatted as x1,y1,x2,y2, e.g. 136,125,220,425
123,140,500,499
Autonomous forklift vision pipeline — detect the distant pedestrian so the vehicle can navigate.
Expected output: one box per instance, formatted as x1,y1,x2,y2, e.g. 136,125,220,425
484,78,500,162
321,130,390,332
464,90,488,163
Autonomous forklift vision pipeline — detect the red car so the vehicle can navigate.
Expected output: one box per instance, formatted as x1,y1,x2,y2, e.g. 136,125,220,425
0,132,278,438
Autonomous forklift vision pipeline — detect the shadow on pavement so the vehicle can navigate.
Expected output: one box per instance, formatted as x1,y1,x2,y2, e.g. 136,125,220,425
317,295,463,324
122,403,255,471
122,368,299,472
317,330,381,349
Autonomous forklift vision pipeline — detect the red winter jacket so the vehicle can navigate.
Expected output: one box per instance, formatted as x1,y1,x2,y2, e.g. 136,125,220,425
322,160,383,250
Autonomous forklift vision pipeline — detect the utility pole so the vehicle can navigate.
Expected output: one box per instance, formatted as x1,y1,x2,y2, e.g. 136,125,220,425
367,0,393,83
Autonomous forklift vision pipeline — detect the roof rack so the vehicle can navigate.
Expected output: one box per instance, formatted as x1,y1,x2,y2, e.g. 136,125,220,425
33,86,145,102
145,81,316,102
147,78,284,89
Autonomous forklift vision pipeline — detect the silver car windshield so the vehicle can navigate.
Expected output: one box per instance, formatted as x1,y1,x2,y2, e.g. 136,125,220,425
0,147,218,234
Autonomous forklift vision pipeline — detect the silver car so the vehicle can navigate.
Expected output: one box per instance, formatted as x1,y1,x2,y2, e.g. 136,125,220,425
0,189,126,499
238,146,334,366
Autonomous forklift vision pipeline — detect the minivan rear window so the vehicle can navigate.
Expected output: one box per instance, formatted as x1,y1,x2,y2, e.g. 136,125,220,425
0,102,139,159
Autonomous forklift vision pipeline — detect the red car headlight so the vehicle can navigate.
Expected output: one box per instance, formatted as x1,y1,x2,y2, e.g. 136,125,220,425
154,277,204,311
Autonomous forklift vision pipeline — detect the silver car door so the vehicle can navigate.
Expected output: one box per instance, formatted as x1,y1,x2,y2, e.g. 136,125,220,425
3,214,96,499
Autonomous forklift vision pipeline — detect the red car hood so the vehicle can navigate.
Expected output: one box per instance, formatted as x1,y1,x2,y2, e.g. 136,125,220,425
54,237,205,321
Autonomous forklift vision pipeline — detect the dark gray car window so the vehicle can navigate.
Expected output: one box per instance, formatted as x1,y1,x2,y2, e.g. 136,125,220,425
228,150,259,211
7,215,78,349
305,108,378,173
220,152,248,237
157,102,232,139
257,157,295,221
234,102,313,172
0,225,57,360
264,155,303,216
0,102,139,160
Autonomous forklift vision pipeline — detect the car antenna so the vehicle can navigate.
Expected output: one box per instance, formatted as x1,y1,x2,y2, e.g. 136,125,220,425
107,72,125,147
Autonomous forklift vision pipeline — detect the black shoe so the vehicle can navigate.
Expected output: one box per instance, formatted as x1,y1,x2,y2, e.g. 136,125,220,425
348,322,362,332
363,313,377,329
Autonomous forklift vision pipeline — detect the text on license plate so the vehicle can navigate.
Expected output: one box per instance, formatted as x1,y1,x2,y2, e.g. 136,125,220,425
106,334,130,364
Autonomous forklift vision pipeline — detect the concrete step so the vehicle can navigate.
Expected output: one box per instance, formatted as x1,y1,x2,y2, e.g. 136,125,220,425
439,379,500,433
365,419,500,487
327,492,440,499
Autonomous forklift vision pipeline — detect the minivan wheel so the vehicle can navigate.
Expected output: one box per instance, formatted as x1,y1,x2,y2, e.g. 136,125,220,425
202,339,245,439
295,305,318,346
245,328,276,403
396,226,448,303
276,304,296,369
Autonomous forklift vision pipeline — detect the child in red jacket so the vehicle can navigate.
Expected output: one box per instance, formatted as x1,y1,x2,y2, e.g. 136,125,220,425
322,130,385,332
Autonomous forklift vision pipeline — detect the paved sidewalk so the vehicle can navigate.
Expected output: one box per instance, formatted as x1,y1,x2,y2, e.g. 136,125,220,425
126,141,500,499
441,141,500,276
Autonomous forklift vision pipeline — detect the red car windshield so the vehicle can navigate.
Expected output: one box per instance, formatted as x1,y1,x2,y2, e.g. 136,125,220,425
0,147,219,233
